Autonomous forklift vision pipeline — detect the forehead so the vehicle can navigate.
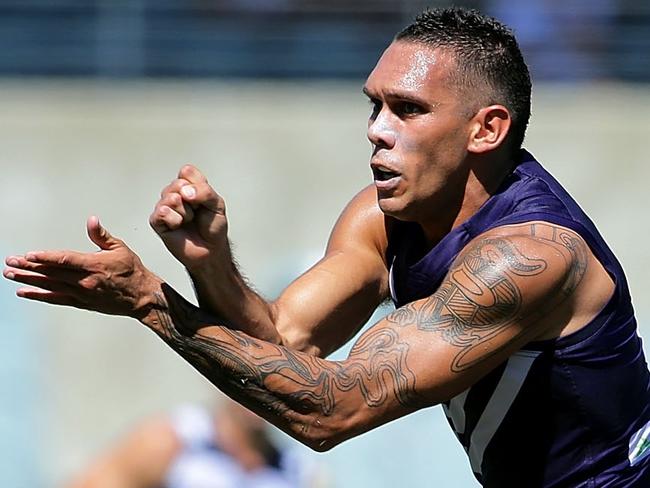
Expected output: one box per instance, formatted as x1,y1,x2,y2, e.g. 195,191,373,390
365,41,455,95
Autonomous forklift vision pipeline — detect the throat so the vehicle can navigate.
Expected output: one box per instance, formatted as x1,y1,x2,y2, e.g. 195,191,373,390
419,187,493,246
420,220,455,248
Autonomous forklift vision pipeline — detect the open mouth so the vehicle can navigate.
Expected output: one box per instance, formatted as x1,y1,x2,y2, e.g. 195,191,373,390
373,166,400,181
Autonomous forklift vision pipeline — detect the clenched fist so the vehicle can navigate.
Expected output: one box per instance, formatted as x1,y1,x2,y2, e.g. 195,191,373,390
150,165,230,271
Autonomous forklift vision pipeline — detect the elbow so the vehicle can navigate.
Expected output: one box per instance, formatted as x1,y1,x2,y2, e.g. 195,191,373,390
290,410,357,453
308,438,337,453
300,426,342,453
277,326,324,357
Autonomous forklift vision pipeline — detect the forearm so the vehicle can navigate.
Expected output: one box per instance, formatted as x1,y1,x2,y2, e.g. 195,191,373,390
141,283,420,451
188,248,282,346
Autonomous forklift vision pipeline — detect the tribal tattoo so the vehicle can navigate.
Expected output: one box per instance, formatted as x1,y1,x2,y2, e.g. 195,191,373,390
386,223,588,372
148,285,420,446
145,223,587,445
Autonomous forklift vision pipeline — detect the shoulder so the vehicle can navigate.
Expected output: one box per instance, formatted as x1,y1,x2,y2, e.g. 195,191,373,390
460,221,589,297
478,221,587,256
327,184,392,263
381,222,591,376
452,221,612,341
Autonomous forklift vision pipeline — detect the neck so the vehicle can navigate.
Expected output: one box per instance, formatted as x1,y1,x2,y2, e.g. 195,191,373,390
420,150,515,245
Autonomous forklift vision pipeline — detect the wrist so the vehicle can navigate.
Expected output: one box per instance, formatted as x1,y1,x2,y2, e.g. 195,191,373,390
136,281,205,339
187,248,239,295
184,241,234,276
131,272,166,324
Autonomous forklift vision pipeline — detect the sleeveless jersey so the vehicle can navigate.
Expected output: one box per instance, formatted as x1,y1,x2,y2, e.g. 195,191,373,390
386,150,650,487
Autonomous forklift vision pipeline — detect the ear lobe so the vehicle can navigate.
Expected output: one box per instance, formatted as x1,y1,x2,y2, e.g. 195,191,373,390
467,105,511,154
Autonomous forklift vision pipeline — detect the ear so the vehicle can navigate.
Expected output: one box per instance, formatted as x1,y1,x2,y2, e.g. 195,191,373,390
467,105,511,154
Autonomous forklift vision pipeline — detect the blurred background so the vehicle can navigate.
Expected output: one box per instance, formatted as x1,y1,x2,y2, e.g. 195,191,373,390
0,0,649,487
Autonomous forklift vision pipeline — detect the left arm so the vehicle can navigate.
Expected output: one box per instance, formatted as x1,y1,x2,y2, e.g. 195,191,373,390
4,220,590,451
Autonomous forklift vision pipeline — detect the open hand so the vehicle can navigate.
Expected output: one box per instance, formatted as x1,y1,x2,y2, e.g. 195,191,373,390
149,165,229,271
3,216,161,319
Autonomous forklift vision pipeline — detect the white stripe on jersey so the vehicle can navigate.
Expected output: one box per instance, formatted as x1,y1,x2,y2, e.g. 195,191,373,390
469,350,541,475
388,256,397,303
443,389,470,436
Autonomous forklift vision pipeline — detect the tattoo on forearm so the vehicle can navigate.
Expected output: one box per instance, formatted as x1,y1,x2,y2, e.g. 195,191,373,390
144,223,587,440
387,225,588,372
149,286,421,441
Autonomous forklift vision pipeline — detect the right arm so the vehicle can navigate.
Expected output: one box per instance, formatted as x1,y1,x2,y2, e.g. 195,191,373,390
150,166,390,357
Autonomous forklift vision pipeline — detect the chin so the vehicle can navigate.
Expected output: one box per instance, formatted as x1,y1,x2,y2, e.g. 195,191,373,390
377,195,416,222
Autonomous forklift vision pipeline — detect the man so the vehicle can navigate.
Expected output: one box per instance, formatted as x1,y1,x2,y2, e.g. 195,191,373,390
4,7,650,487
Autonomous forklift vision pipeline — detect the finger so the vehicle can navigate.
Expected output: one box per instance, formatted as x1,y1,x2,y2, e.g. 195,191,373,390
87,216,123,251
5,255,29,269
179,181,226,216
4,266,83,293
161,192,195,224
178,164,208,185
7,255,57,271
16,287,82,307
160,178,192,199
22,249,88,269
149,206,169,235
4,258,88,282
150,203,185,233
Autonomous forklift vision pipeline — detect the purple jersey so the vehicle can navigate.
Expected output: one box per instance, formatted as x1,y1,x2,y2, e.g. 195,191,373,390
386,150,650,487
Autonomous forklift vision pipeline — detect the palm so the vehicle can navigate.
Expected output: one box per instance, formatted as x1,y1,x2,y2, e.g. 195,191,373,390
160,211,227,268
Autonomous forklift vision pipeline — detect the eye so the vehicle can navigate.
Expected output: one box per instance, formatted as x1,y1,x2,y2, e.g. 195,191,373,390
398,102,424,116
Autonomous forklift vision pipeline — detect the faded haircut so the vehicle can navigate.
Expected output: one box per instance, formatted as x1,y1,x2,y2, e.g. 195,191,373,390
396,7,532,154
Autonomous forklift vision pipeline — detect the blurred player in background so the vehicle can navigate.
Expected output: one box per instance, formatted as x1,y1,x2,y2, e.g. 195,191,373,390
67,399,320,488
6,7,650,487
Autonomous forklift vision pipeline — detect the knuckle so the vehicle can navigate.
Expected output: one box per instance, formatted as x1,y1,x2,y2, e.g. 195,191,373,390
173,178,188,191
154,201,167,214
159,194,176,209
79,276,98,290
160,183,173,198
150,212,164,228
206,187,220,203
165,212,181,226
179,164,195,177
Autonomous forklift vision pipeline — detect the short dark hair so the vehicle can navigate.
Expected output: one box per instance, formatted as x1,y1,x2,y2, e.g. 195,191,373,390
396,7,532,154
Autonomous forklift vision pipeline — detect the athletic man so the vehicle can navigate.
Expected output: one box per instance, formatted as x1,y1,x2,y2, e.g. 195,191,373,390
5,8,650,486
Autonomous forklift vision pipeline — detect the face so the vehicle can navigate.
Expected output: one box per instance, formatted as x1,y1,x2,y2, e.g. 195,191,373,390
364,41,475,223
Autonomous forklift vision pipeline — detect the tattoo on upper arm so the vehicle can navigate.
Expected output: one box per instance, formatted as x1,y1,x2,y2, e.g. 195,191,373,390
386,225,588,372
146,224,588,436
556,231,588,298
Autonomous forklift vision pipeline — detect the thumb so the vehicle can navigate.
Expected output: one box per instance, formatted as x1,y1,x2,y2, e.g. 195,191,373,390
86,216,122,251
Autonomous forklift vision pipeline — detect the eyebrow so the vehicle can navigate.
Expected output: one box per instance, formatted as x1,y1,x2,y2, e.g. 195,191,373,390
362,86,433,107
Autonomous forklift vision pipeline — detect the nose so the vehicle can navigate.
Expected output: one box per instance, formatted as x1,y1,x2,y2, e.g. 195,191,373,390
367,109,396,149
